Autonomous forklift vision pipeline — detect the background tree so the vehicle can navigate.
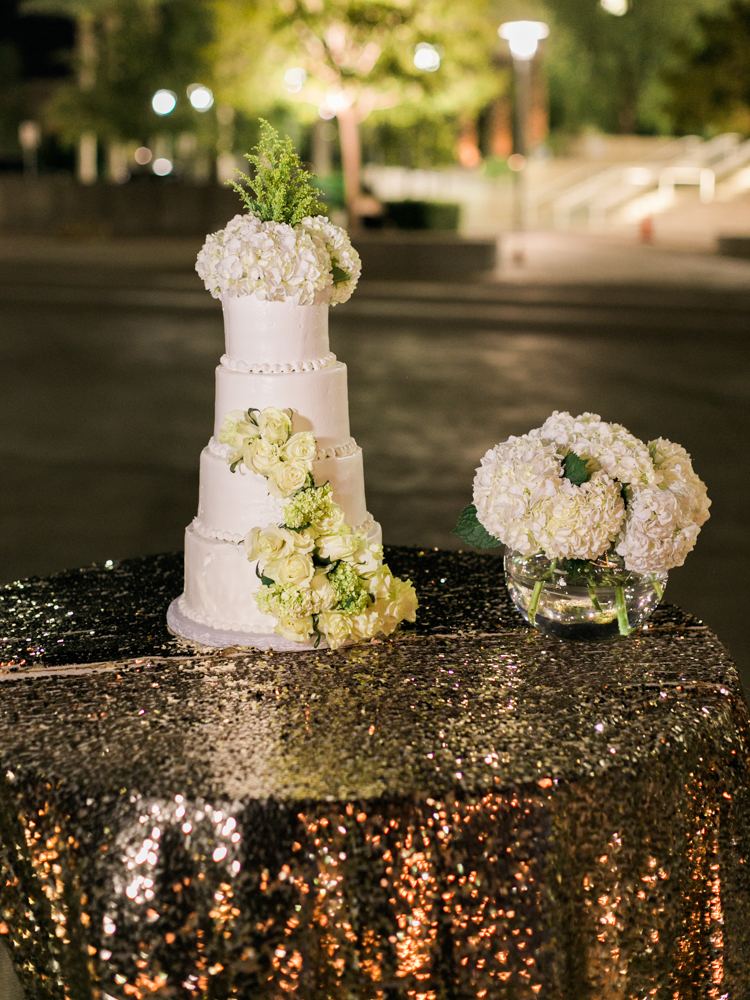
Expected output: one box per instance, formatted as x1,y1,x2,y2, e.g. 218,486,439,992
664,0,750,135
22,0,214,179
542,0,732,135
212,0,499,224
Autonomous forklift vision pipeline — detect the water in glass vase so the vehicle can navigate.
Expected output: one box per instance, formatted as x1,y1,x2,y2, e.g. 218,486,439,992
504,552,667,641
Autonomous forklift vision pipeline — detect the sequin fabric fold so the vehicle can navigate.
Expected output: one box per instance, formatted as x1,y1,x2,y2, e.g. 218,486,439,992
0,548,748,998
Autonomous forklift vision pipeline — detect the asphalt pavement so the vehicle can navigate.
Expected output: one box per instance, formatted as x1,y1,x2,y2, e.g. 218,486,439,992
1,231,748,691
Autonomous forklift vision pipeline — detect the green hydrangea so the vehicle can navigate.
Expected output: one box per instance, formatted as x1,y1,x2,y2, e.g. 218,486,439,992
283,483,334,530
329,561,370,614
255,582,313,618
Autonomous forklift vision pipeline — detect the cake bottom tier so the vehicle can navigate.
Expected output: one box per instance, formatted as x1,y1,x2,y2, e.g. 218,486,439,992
172,517,382,647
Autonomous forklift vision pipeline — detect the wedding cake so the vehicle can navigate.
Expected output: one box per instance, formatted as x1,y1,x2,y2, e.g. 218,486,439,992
167,124,416,650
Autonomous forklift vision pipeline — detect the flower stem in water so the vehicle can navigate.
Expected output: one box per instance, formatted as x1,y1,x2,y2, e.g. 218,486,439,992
527,580,544,625
588,586,603,613
615,585,632,636
650,574,664,601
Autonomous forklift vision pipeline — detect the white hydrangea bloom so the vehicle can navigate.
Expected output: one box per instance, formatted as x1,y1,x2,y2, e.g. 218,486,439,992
473,412,709,573
298,215,361,304
615,485,701,573
616,438,710,573
473,435,563,555
649,437,711,527
539,411,658,486
538,471,625,560
195,212,360,305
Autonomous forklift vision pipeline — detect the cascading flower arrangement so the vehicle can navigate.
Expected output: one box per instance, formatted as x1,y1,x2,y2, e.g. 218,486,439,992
195,121,360,305
219,406,418,648
454,411,710,637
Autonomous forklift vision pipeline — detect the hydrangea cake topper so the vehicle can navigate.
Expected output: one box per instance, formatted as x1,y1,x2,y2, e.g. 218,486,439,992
454,412,710,638
196,121,361,305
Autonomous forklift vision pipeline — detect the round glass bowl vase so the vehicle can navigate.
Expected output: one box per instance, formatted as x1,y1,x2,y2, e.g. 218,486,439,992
504,552,667,641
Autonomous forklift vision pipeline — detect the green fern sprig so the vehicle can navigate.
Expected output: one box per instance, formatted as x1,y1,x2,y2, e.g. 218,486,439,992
228,120,327,226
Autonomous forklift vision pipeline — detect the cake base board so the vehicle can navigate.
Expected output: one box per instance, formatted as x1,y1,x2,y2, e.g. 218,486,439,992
166,598,330,652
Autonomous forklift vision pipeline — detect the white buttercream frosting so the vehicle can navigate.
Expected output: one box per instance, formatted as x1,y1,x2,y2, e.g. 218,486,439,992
220,352,337,375
213,363,352,449
221,290,332,369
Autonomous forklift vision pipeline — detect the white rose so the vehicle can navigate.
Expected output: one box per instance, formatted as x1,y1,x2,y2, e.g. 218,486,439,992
247,438,281,476
368,565,394,600
291,528,316,554
270,461,309,498
257,407,292,445
349,539,382,578
310,502,345,535
368,599,398,636
283,431,316,463
317,530,361,562
310,568,337,612
318,610,353,649
244,525,296,564
383,577,418,625
277,553,315,586
276,615,314,643
350,607,382,640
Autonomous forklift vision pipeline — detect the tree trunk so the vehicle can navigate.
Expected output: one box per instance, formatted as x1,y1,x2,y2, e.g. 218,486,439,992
77,12,97,184
77,12,97,92
336,105,361,230
77,132,97,185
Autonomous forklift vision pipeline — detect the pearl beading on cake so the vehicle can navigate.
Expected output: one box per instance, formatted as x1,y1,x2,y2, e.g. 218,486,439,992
207,436,359,462
220,352,337,374
191,512,376,546
177,594,275,634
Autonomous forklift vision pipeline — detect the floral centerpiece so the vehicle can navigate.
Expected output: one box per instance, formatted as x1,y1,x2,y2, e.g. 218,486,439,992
196,121,360,305
219,406,418,649
454,411,710,639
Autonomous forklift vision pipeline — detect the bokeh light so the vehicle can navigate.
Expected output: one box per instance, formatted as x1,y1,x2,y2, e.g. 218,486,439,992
601,0,628,14
133,146,152,165
187,84,214,111
151,89,177,115
152,157,173,176
283,68,307,94
413,43,441,72
498,21,549,60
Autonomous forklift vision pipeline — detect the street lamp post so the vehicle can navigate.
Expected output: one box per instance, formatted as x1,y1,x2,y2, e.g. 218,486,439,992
498,21,549,236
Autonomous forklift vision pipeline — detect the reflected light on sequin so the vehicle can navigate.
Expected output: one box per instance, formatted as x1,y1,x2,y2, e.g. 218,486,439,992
213,846,228,862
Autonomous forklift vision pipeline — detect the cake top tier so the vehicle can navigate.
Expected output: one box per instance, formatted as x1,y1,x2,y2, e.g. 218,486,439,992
195,121,361,306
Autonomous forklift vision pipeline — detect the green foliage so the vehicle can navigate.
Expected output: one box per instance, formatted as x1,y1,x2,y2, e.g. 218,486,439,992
563,451,590,486
215,0,500,141
229,120,327,224
663,0,750,134
452,504,503,550
25,0,215,144
543,0,733,134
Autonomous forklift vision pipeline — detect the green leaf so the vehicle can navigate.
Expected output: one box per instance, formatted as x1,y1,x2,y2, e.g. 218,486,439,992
451,504,503,550
260,572,275,586
331,262,351,286
563,451,590,486
229,460,241,473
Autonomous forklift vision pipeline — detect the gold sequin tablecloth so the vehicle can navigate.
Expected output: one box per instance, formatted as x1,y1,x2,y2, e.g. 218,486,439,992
0,548,749,999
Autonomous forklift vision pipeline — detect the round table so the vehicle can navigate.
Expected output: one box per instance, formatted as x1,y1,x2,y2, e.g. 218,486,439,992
0,548,748,998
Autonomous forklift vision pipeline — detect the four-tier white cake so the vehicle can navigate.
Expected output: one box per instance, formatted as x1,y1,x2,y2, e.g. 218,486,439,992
167,289,382,649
